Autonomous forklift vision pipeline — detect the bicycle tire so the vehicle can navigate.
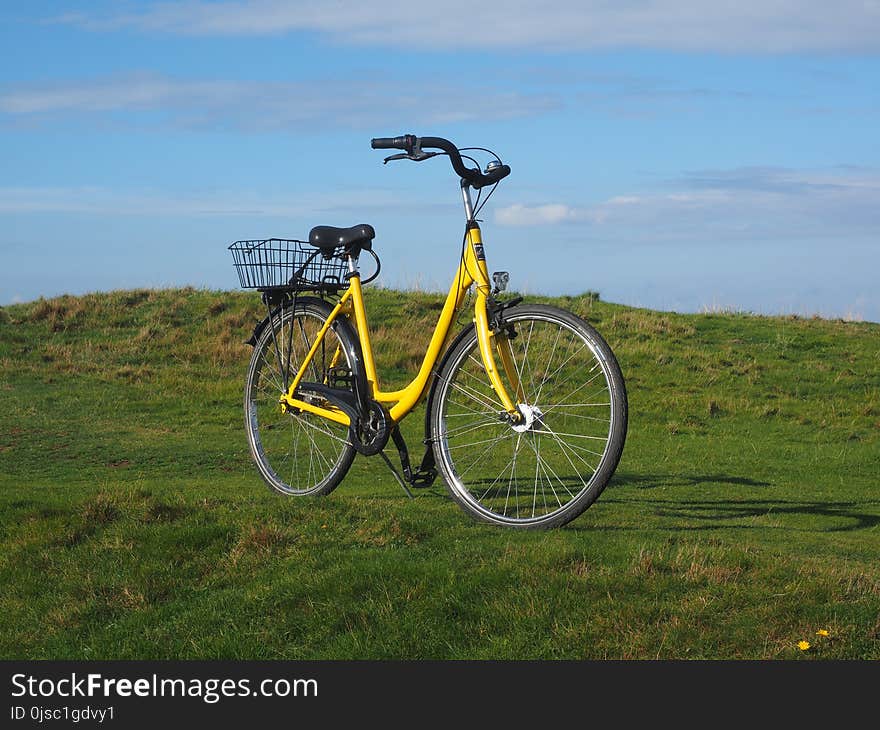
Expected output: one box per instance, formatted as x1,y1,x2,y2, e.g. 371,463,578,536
429,304,627,528
244,297,358,495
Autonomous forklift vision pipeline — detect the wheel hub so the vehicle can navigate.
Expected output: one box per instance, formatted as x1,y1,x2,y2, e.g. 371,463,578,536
511,403,544,433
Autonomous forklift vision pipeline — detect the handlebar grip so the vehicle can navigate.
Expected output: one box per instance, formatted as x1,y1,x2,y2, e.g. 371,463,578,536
371,135,415,151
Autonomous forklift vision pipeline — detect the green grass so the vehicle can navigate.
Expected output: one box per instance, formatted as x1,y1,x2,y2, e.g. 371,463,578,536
0,287,877,659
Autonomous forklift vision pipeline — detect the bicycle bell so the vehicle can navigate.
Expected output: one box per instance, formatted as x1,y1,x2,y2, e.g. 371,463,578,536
485,160,503,174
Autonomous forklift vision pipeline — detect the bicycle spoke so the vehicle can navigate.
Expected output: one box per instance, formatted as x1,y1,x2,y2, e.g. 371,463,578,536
445,432,514,452
477,449,518,502
546,411,610,424
530,429,609,443
297,318,322,383
500,333,529,403
504,431,523,517
537,362,603,409
524,435,573,503
295,413,351,446
260,349,286,394
539,405,610,418
536,428,606,463
539,375,612,415
455,431,514,477
540,429,592,492
528,434,558,514
542,425,600,472
446,378,502,414
444,397,496,420
532,323,561,406
441,417,505,440
541,401,611,410
532,434,541,517
459,360,505,401
519,319,540,399
534,337,589,405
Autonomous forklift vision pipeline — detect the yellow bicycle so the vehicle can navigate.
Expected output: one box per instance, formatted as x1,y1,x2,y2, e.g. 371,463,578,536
230,135,627,528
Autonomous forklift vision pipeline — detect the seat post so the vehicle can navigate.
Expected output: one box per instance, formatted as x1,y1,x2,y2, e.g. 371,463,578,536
346,253,359,276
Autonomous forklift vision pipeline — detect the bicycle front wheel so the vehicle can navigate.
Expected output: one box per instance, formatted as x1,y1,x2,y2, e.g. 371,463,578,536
429,304,627,528
244,297,357,496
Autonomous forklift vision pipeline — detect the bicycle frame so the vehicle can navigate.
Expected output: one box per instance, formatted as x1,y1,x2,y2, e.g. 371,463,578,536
279,214,522,426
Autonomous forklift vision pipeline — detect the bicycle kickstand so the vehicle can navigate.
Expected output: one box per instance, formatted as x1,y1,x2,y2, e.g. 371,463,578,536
378,450,414,499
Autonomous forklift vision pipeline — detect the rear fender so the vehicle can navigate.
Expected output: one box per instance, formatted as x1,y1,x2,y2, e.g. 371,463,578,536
247,296,369,414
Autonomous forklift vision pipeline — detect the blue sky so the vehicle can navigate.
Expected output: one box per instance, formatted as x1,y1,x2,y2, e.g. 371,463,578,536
1,1,879,320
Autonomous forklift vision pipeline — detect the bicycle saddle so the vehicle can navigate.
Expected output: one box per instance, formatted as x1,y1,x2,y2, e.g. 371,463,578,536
308,224,375,254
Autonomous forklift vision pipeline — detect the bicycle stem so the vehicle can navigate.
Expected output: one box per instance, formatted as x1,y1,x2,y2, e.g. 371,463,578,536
461,180,476,222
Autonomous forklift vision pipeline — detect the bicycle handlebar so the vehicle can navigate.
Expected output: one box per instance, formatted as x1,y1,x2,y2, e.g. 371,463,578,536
370,134,511,189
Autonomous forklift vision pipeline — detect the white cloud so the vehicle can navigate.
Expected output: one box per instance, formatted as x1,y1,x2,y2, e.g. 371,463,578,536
495,203,580,226
0,73,559,129
495,196,652,226
495,167,880,240
54,1,880,53
0,185,402,217
0,77,224,114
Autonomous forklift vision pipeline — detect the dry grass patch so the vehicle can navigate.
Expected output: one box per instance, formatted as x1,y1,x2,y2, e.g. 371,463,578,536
609,310,697,340
229,524,298,564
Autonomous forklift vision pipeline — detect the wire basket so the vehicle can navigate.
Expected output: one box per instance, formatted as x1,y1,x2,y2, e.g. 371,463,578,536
229,239,348,292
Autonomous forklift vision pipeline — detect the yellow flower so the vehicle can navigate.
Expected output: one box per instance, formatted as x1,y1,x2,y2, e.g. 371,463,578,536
816,629,830,637
798,640,811,651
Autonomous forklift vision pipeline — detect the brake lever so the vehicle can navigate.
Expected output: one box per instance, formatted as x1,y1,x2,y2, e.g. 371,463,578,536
383,151,440,164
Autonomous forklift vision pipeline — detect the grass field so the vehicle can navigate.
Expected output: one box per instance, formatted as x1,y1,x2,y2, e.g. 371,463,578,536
0,287,877,659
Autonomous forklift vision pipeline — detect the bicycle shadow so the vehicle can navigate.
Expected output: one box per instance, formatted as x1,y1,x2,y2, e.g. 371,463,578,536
595,471,880,533
611,472,773,489
368,470,879,534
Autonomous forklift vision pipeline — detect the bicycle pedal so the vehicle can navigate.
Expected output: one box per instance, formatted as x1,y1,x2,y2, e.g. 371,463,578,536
328,366,353,389
409,470,437,488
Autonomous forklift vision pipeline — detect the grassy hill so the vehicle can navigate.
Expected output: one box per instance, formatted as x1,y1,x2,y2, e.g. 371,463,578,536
0,287,877,659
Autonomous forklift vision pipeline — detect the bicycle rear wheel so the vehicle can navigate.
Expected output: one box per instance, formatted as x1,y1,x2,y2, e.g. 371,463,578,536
429,304,627,528
244,297,357,495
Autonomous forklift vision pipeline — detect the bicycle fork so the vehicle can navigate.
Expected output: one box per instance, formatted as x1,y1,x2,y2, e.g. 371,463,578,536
465,222,525,425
